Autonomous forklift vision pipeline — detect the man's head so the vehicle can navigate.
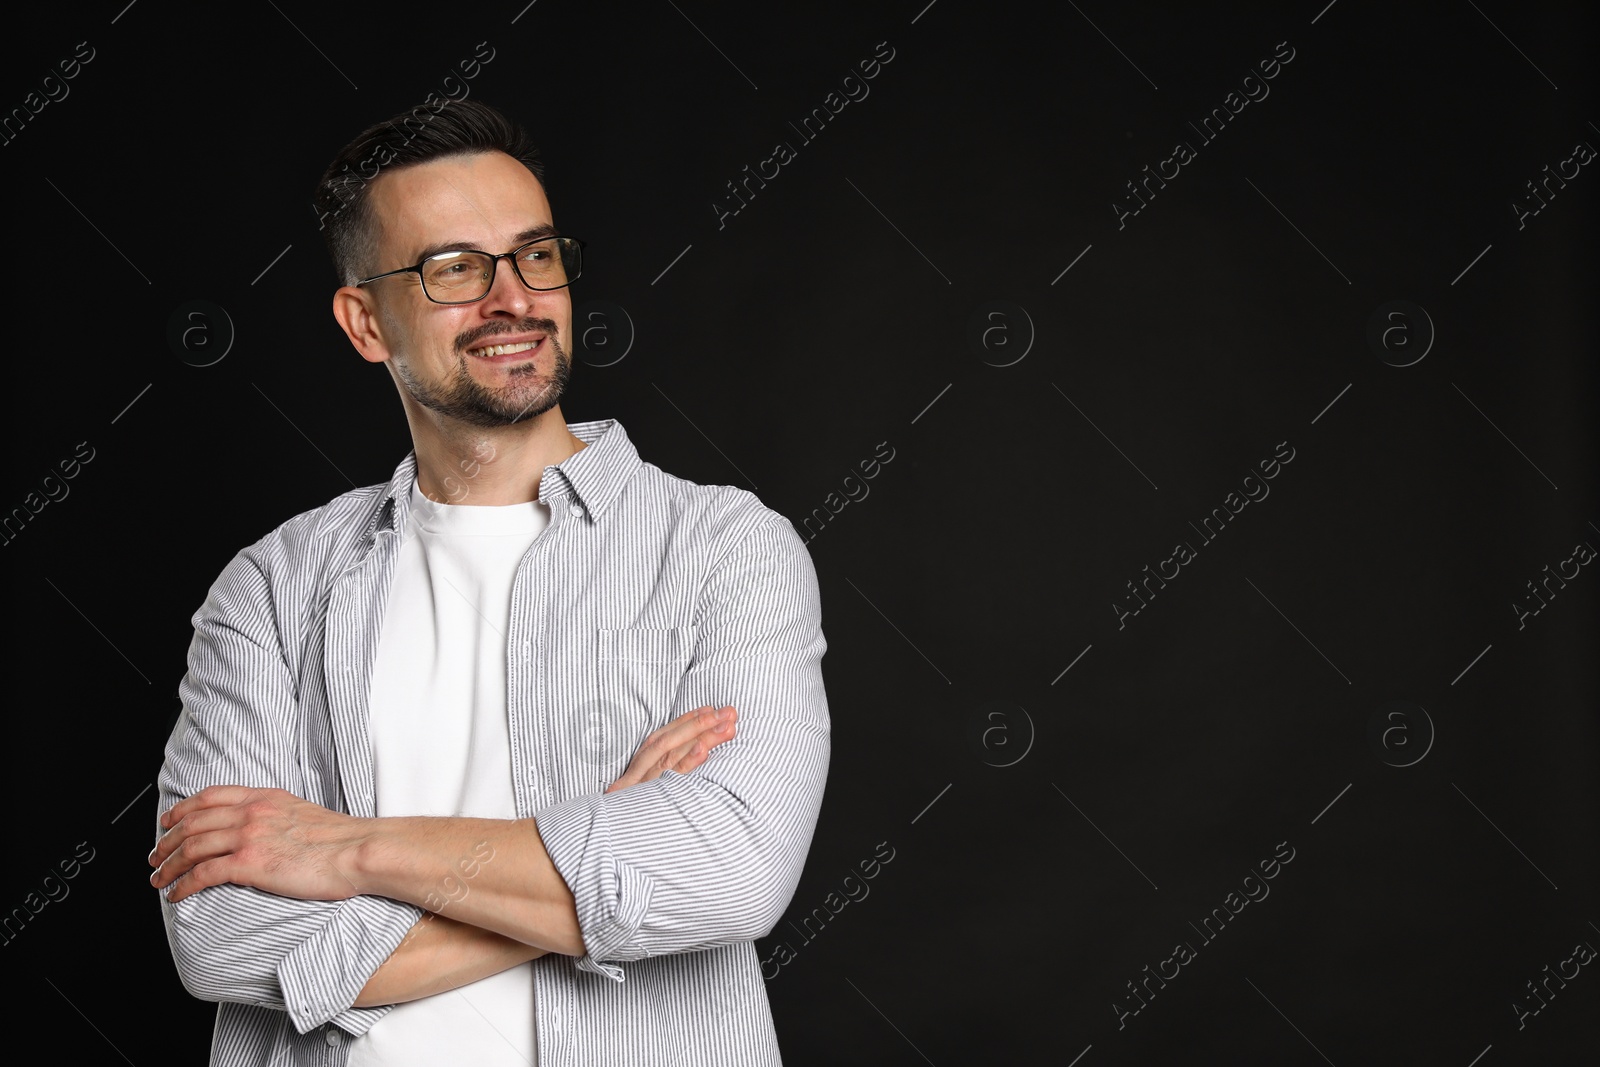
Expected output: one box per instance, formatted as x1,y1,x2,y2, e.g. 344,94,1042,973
319,101,577,431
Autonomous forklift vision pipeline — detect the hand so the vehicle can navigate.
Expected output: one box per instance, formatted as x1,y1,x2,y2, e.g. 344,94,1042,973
605,704,738,794
150,786,370,905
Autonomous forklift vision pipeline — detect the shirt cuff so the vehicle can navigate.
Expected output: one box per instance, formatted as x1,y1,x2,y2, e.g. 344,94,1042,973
535,790,659,982
277,895,426,1034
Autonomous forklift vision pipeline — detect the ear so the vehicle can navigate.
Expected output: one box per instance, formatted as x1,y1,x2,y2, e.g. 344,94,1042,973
332,285,392,365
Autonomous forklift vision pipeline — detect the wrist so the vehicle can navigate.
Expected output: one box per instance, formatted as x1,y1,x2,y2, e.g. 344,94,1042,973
348,815,410,901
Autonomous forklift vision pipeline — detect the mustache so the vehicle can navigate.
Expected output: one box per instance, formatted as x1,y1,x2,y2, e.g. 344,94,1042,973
456,318,561,353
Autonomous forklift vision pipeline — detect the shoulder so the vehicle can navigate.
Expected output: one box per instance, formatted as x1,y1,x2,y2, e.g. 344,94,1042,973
205,479,391,622
581,417,799,558
625,459,803,564
247,481,390,573
186,477,391,653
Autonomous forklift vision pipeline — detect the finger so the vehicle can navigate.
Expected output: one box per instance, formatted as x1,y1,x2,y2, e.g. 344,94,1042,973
165,875,205,904
645,705,731,754
152,829,242,889
663,716,738,773
604,734,683,795
150,805,250,867
650,706,735,760
160,785,262,830
622,716,736,791
671,739,711,775
622,707,728,779
605,707,739,794
162,857,237,904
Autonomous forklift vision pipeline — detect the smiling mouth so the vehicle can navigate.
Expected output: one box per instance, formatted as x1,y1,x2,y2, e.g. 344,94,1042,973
467,339,542,359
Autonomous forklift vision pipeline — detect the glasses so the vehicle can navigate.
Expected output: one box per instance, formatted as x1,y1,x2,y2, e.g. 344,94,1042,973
356,235,584,304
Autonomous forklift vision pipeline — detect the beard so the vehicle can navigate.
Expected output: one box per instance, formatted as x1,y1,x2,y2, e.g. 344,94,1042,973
394,318,571,428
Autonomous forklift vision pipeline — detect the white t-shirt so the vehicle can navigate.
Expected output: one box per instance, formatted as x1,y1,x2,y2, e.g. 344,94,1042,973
347,479,550,1067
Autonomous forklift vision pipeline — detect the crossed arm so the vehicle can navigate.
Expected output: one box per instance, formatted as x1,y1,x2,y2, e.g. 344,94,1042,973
158,512,827,1034
151,705,739,1008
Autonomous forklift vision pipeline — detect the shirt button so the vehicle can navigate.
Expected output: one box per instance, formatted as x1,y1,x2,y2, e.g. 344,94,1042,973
572,505,585,516
325,1028,343,1046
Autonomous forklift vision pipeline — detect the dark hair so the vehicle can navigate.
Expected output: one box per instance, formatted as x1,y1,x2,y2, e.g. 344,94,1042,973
313,99,546,286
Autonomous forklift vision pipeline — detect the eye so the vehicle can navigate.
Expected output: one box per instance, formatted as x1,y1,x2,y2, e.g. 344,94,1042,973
423,253,490,289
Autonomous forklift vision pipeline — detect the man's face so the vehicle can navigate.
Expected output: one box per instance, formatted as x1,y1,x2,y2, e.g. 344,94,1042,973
359,150,572,427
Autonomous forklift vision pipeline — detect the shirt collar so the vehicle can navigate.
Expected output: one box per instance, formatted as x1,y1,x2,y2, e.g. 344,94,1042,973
366,418,641,542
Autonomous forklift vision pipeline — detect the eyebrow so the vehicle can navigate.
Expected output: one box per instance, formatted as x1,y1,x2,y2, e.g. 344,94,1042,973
411,223,558,264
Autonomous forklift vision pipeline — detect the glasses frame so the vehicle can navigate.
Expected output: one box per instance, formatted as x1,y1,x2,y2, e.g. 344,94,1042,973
355,235,585,305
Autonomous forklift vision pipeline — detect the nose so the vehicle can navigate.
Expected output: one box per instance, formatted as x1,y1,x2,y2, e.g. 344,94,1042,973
477,253,535,317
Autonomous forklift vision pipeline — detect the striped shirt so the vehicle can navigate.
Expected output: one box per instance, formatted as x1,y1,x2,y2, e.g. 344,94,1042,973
156,418,830,1066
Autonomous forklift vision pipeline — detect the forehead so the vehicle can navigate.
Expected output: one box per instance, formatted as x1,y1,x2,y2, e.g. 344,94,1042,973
368,150,552,258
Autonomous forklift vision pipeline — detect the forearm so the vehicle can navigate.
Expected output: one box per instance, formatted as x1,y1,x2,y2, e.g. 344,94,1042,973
160,882,423,1034
353,816,586,957
354,913,547,1007
158,775,425,1033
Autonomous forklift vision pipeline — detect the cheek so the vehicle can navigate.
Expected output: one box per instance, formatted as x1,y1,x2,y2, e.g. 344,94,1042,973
378,301,430,354
399,308,471,362
548,298,573,341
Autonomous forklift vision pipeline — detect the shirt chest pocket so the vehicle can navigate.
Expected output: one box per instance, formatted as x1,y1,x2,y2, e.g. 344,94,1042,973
578,625,696,787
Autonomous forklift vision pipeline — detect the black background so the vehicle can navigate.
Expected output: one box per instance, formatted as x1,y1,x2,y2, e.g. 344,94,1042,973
2,1,1595,1063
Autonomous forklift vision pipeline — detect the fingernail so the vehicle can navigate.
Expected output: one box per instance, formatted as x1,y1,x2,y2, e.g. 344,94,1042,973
718,707,734,721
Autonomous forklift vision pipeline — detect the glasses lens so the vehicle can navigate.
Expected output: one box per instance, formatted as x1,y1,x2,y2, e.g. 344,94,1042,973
421,251,495,302
513,237,581,290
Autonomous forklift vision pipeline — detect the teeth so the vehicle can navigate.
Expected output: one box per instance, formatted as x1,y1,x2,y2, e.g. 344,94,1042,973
472,340,538,357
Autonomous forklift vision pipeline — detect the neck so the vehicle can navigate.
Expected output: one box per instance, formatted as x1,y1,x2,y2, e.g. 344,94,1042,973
406,404,587,506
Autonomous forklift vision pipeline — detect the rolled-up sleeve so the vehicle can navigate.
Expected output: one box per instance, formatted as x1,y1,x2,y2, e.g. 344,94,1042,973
535,514,830,980
157,540,424,1034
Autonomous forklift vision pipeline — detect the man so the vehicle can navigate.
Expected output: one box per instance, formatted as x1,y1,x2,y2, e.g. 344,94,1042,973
151,99,830,1066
